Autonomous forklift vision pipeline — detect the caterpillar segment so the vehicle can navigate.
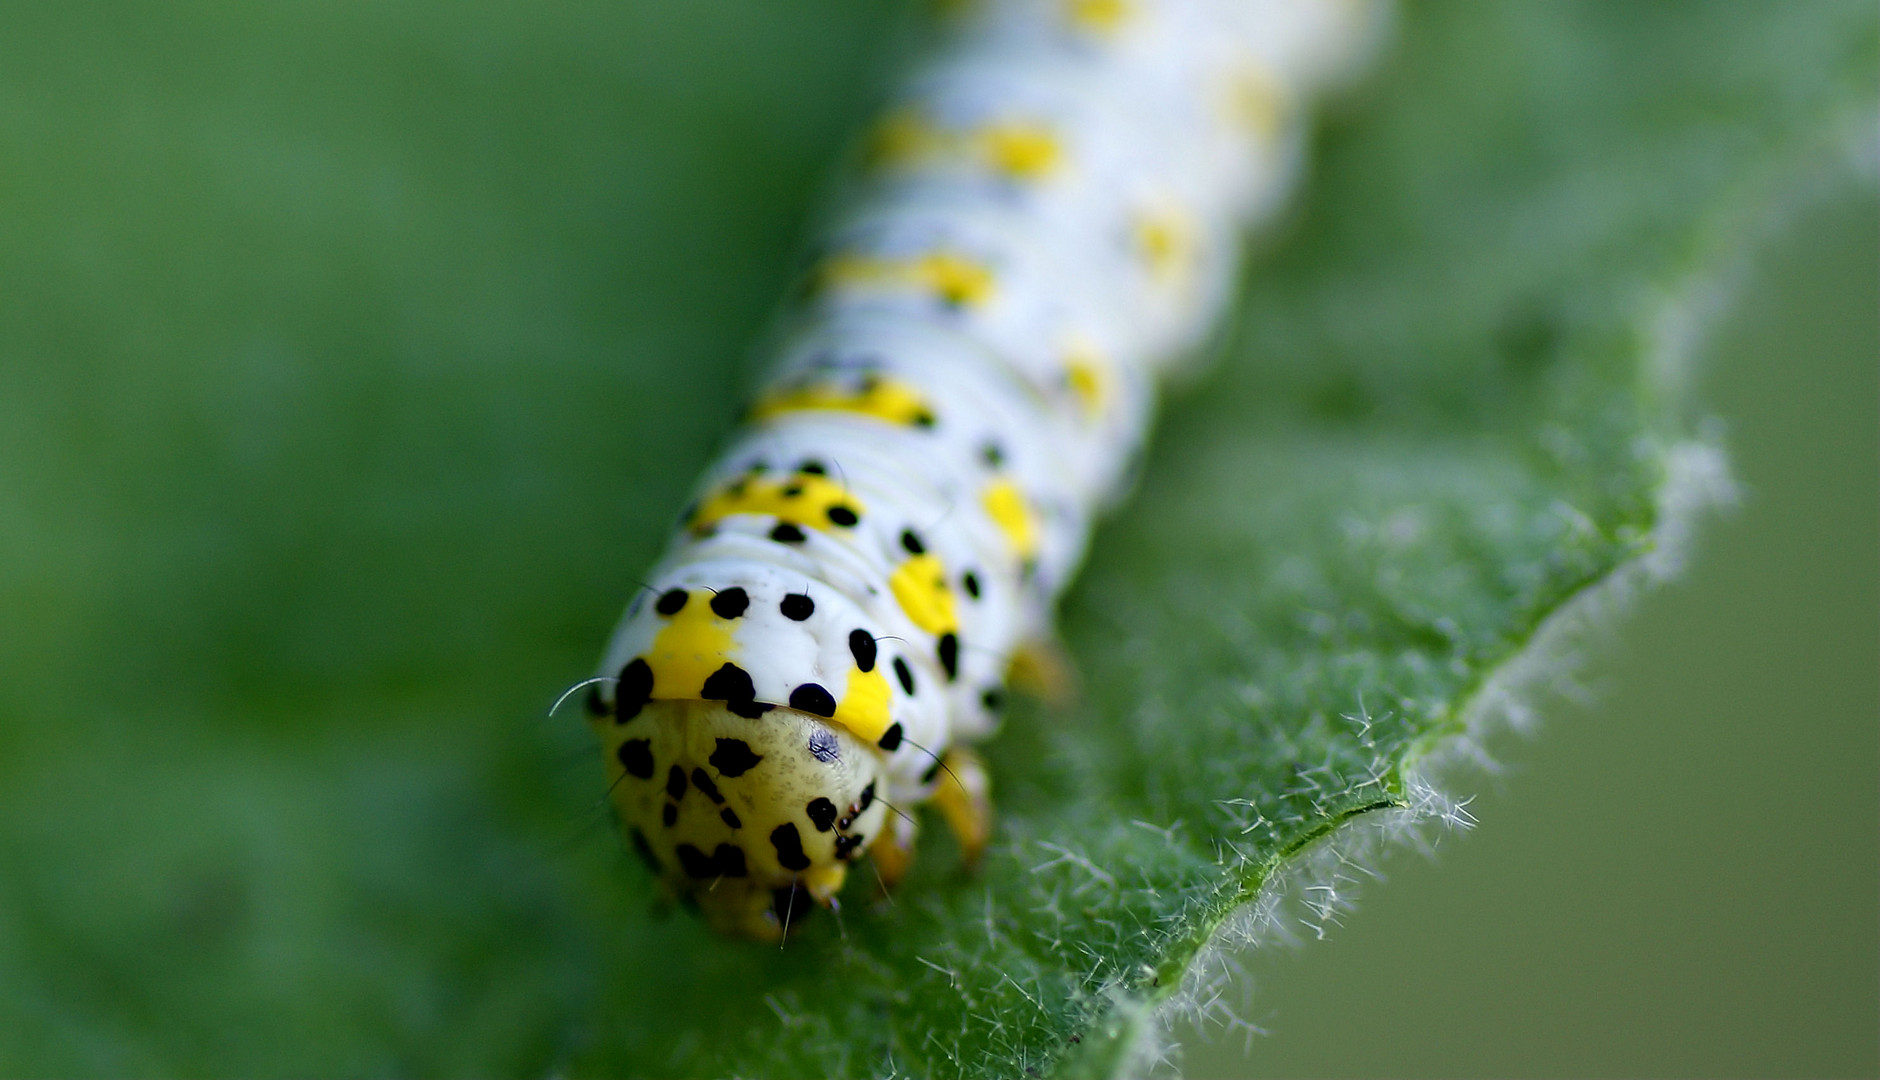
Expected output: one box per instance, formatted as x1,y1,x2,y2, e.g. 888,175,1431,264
587,0,1388,938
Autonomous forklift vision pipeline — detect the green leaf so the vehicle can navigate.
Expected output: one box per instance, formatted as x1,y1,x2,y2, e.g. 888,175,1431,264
0,2,1872,1079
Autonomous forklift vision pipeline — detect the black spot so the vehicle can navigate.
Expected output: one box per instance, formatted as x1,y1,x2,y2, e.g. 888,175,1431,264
770,823,811,871
770,523,807,544
962,571,981,599
911,410,936,428
797,459,827,475
690,768,723,804
720,807,742,829
981,688,1004,712
781,484,804,498
583,683,609,718
805,797,838,832
921,758,943,784
848,629,877,672
709,738,763,777
826,505,858,527
893,657,916,695
701,662,755,702
771,883,813,926
727,700,774,719
834,833,865,860
981,442,1005,468
713,844,748,877
655,589,689,616
662,803,678,827
780,593,815,621
628,828,661,872
878,723,904,751
790,683,836,718
675,842,746,879
665,765,688,801
899,529,925,555
709,587,749,619
616,657,653,721
617,739,654,779
858,781,876,812
938,633,960,680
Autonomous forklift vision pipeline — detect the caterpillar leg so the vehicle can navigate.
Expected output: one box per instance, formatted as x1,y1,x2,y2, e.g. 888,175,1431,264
1006,637,1079,706
930,745,993,869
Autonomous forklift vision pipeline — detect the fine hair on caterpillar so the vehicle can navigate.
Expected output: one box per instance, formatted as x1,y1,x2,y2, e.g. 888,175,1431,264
578,0,1390,940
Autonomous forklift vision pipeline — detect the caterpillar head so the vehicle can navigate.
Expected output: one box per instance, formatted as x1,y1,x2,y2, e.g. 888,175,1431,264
598,698,892,939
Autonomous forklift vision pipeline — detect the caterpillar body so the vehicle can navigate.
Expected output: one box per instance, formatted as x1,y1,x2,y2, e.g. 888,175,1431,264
586,0,1385,939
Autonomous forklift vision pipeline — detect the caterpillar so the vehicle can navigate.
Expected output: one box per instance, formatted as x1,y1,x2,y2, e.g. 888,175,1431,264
583,0,1385,940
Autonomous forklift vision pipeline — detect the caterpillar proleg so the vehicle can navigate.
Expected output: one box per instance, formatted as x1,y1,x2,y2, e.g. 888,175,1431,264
586,0,1387,939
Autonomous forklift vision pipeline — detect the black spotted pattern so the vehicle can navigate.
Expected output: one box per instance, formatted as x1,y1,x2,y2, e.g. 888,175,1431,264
709,587,750,618
618,738,654,779
771,884,811,925
878,723,904,752
616,657,653,722
938,633,960,681
720,807,742,829
662,803,678,827
962,571,981,599
848,629,877,672
677,843,748,879
770,823,811,871
701,662,756,703
826,505,858,527
770,523,807,544
900,529,925,555
789,683,837,718
666,765,687,800
834,833,864,860
805,797,838,832
780,593,815,621
690,768,723,804
893,656,916,696
709,738,763,777
655,589,689,616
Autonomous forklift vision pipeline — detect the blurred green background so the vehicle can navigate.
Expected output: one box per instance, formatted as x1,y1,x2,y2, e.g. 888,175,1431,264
0,1,1874,1077
1182,183,1879,1079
